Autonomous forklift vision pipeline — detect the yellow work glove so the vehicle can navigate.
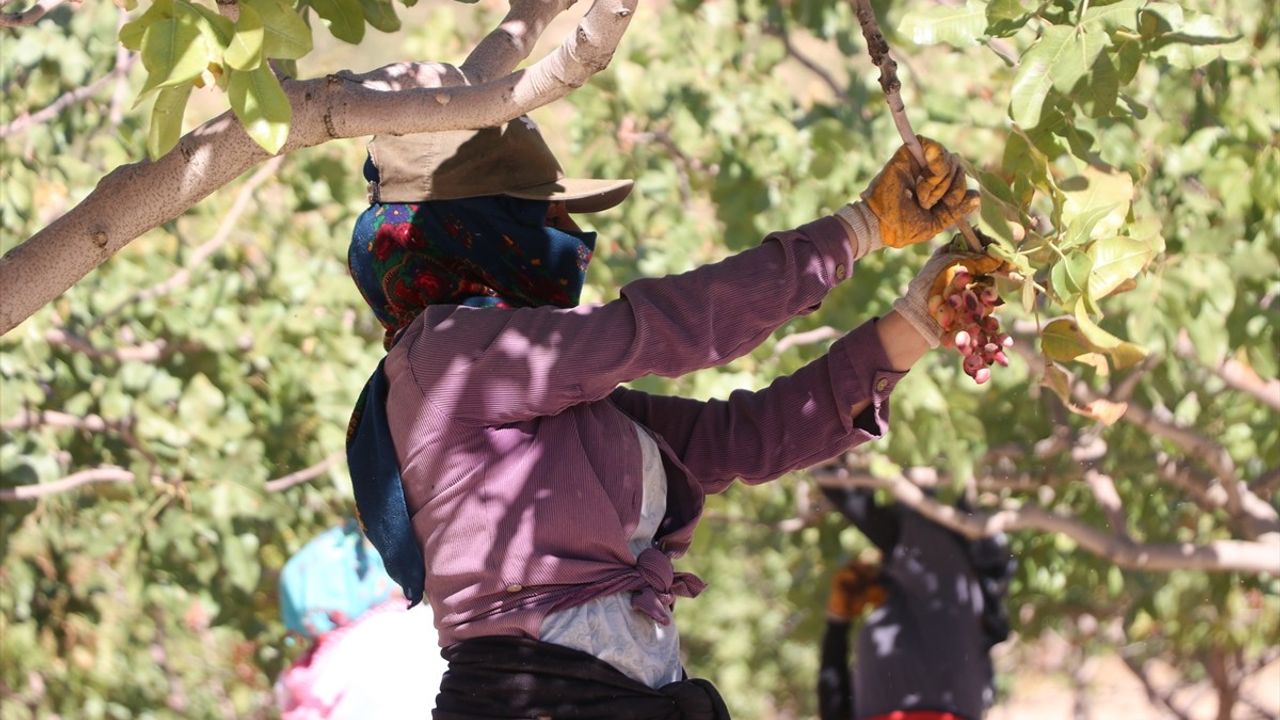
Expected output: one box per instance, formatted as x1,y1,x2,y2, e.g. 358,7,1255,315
826,560,887,622
861,137,981,249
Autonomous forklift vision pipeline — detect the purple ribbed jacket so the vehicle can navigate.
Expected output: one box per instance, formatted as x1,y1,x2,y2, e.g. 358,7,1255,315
382,216,906,647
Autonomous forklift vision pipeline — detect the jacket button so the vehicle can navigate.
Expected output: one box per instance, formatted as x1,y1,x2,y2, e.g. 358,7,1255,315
506,584,523,593
875,377,889,392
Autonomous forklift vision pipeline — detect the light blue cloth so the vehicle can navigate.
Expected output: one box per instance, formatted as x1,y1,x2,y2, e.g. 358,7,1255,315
280,521,401,639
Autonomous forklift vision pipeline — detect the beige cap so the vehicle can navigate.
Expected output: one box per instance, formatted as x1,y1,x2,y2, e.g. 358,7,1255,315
367,115,634,213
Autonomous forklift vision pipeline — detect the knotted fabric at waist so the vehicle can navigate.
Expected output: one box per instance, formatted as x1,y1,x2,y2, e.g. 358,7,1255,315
435,635,731,719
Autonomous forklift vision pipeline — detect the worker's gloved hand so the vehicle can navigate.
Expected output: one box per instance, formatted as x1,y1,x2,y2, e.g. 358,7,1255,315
892,244,1008,351
860,137,981,249
827,560,886,622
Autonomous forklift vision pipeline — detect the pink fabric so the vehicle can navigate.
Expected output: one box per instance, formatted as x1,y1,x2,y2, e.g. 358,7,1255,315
383,216,906,646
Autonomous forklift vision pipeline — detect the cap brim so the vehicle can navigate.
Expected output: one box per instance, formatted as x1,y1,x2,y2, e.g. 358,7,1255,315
505,178,635,214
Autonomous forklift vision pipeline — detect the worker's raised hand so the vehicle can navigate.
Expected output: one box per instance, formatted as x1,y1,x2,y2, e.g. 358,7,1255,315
863,137,980,249
891,242,1013,382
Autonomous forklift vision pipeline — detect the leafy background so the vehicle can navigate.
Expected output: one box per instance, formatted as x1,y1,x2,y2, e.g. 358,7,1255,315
2,0,1277,717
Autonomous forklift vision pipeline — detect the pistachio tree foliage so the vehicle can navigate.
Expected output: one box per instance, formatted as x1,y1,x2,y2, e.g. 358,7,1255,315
2,0,1278,717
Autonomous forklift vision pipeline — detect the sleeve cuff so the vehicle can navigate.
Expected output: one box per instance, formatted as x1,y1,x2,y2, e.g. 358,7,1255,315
796,216,857,291
829,319,908,436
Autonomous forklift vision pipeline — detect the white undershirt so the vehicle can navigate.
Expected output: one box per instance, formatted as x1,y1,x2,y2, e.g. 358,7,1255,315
538,421,683,688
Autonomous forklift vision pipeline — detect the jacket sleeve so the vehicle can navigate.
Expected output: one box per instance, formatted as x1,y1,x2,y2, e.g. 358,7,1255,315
821,486,901,554
608,320,906,494
393,217,857,425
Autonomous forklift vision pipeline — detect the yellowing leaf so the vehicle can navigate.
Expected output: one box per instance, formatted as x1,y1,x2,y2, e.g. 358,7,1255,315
226,4,265,71
228,65,291,154
1061,164,1134,239
1074,299,1147,368
1041,362,1126,424
1041,318,1092,362
1085,398,1129,426
1088,236,1155,298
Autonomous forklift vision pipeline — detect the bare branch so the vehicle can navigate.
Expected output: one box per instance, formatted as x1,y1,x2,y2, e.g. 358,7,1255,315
812,466,1280,575
1175,333,1280,411
772,325,841,357
1083,468,1128,536
0,466,134,501
1,0,639,336
0,0,77,27
0,55,138,138
764,22,850,104
461,0,576,84
1251,468,1280,497
1121,655,1194,720
264,452,343,492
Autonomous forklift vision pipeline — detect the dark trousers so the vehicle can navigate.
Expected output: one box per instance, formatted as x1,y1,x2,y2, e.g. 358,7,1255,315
434,635,731,720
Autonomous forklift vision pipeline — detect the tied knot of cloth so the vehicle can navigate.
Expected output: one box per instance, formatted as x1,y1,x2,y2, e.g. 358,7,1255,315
630,547,706,625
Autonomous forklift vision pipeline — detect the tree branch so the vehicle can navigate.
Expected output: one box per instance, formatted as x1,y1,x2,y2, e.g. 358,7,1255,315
1121,655,1194,720
461,0,576,84
0,0,639,336
849,0,981,251
264,452,343,492
1175,333,1280,411
0,466,134,501
0,54,138,138
0,0,77,27
771,325,841,358
764,21,850,104
812,465,1280,574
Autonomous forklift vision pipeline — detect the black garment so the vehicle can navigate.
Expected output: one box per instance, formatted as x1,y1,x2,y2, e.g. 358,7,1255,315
435,636,731,720
819,487,1015,720
818,620,854,720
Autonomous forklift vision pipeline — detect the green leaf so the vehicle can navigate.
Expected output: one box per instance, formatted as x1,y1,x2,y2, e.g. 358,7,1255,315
310,0,365,44
146,84,192,158
248,0,312,60
228,65,292,153
185,2,234,47
1060,164,1133,240
986,0,1031,37
120,0,176,51
225,3,265,71
358,0,400,33
1051,250,1093,305
1073,299,1147,368
1060,202,1120,251
1088,236,1154,298
139,10,210,94
1079,0,1141,32
898,1,986,48
1009,25,1105,128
